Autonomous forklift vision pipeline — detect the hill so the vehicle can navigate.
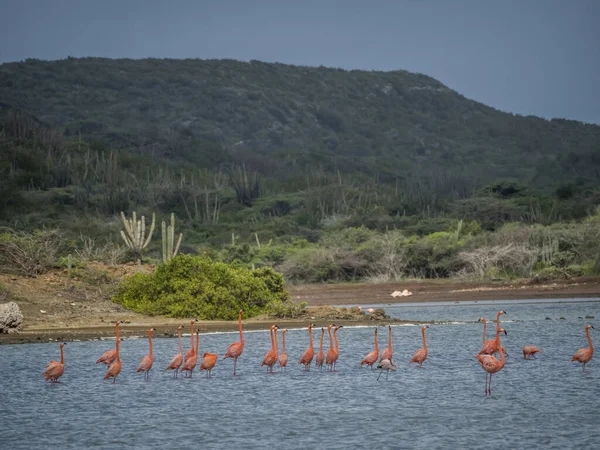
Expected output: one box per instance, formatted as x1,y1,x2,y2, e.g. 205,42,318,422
1,57,599,188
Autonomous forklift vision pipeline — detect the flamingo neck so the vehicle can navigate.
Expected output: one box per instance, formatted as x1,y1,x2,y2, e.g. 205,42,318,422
495,312,502,331
388,327,392,351
274,328,278,353
190,321,194,353
374,329,378,353
586,328,594,352
115,322,121,361
319,329,325,352
195,331,199,355
177,328,182,355
422,328,427,352
334,328,339,351
149,331,153,359
497,329,505,368
238,312,244,343
308,326,313,350
60,345,64,364
328,326,333,349
282,332,287,353
482,319,487,344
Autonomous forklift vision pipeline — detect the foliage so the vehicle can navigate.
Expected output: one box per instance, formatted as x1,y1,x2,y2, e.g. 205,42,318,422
0,228,63,276
112,254,290,319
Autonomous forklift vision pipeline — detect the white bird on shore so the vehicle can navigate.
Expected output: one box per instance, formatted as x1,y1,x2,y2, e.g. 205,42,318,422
377,358,397,380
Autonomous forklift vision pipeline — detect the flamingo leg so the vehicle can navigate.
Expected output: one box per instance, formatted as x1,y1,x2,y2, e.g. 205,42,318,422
233,358,237,376
386,370,389,380
377,369,382,381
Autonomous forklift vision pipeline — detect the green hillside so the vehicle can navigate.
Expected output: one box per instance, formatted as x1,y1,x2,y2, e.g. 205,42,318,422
1,58,599,283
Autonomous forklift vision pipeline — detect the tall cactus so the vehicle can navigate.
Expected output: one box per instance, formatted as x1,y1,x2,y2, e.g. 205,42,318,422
162,213,183,262
119,211,156,262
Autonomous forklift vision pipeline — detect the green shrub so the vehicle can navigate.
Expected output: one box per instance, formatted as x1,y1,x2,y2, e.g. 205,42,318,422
113,254,290,319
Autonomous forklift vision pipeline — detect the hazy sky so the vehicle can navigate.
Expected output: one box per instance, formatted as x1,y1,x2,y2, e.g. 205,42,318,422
1,0,599,123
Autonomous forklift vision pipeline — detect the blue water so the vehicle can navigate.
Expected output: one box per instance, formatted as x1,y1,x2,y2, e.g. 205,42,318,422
1,299,599,449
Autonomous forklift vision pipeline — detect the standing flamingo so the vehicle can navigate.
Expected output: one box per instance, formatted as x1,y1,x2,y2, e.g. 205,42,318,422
380,325,393,362
104,323,123,384
478,311,507,356
164,326,183,377
181,330,200,378
325,324,336,371
410,325,430,367
136,328,156,381
360,327,379,368
223,309,245,376
96,321,124,365
200,352,218,378
184,318,199,361
476,327,507,395
315,327,326,370
331,325,343,371
279,329,288,371
522,345,542,360
571,325,594,371
298,324,316,370
43,343,66,383
261,325,279,373
377,358,397,381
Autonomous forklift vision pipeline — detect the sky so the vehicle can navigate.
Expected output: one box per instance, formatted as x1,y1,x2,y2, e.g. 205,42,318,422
1,0,599,124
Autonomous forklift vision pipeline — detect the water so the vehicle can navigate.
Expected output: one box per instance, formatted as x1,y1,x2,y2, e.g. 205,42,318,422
1,299,599,449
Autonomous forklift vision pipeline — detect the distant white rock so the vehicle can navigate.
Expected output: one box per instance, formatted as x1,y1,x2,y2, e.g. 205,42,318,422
390,289,413,298
0,301,23,333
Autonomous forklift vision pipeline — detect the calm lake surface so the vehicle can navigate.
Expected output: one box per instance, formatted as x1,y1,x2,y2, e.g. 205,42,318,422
1,299,599,449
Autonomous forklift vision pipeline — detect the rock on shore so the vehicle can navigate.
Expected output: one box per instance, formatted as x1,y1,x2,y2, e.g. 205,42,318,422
0,302,23,333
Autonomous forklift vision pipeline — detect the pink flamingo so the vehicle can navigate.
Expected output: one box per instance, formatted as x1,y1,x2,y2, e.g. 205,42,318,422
181,330,200,377
279,329,288,371
377,358,397,381
522,345,542,360
199,352,218,378
96,321,124,365
360,327,379,368
410,326,430,367
42,343,66,383
315,327,326,370
476,327,507,395
104,323,123,384
571,325,594,371
380,325,393,362
298,324,315,370
223,309,245,376
477,311,507,357
331,325,343,371
164,326,183,377
325,324,336,370
136,328,156,381
261,325,279,373
184,318,199,361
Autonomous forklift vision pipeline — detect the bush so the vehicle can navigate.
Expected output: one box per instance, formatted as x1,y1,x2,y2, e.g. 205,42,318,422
113,254,290,319
0,228,63,276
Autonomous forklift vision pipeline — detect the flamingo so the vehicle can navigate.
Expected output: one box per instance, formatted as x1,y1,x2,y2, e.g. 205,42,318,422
96,321,124,365
181,330,200,378
571,325,594,371
184,318,199,361
476,327,507,395
43,343,65,383
199,352,218,378
136,328,156,381
477,311,507,357
104,323,123,384
164,326,183,377
279,329,288,371
522,345,542,360
377,358,397,381
360,327,379,368
410,325,430,367
298,324,316,370
331,325,343,371
325,324,336,371
380,325,393,362
261,325,279,373
315,327,326,370
223,309,245,376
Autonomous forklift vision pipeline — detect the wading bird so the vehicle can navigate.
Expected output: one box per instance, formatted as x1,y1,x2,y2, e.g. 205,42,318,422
136,328,156,381
43,343,66,383
96,321,124,365
325,324,336,371
279,329,288,371
261,325,279,373
476,328,507,395
298,324,316,370
223,309,245,376
164,326,183,378
315,327,326,370
331,325,343,371
478,311,507,357
200,352,218,378
380,325,393,362
181,330,200,378
571,325,594,371
410,326,430,367
360,327,379,368
104,324,123,384
522,345,542,360
184,318,199,361
377,358,397,381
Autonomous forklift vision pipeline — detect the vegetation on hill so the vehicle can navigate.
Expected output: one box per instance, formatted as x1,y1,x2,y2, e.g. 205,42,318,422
0,57,599,292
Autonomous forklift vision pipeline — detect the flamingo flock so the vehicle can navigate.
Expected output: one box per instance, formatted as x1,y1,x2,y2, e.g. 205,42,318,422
42,309,595,396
